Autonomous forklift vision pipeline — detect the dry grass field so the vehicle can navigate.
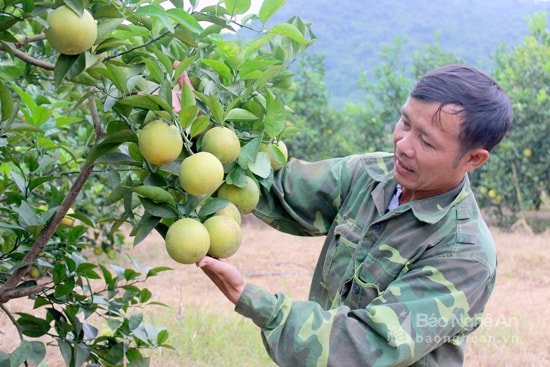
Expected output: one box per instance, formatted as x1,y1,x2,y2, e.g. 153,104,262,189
1,215,549,366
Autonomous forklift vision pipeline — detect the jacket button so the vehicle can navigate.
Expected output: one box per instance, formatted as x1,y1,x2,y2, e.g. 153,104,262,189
372,223,381,232
352,284,360,294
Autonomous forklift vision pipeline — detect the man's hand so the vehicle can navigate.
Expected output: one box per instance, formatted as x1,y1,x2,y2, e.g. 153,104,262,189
197,256,245,305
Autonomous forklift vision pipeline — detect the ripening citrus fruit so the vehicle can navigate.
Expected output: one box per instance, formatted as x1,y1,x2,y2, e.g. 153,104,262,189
45,6,97,55
201,126,241,165
217,176,260,214
260,140,288,171
204,215,242,258
165,218,210,264
488,189,497,199
216,201,242,224
29,266,41,279
523,148,532,158
138,120,183,165
61,208,75,226
179,152,224,196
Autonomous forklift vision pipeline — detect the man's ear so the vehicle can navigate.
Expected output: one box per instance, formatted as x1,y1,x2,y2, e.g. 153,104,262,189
463,148,490,172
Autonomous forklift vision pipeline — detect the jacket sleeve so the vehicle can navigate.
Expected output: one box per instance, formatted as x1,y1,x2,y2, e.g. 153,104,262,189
235,255,495,367
253,156,359,236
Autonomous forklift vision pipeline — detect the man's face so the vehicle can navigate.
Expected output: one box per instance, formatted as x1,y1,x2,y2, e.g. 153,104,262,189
393,97,472,201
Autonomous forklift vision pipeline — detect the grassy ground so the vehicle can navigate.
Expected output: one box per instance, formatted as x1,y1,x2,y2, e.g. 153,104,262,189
1,216,549,366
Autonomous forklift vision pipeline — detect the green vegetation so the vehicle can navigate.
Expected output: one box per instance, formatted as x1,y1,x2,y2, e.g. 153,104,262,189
1,0,549,366
0,0,311,365
148,307,275,367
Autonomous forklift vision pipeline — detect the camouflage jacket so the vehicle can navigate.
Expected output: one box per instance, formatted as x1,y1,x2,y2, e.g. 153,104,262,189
237,152,497,367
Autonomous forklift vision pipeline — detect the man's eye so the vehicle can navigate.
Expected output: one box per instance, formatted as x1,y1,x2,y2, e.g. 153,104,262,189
421,138,433,147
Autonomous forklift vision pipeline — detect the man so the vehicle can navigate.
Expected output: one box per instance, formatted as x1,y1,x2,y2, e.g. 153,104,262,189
197,64,513,366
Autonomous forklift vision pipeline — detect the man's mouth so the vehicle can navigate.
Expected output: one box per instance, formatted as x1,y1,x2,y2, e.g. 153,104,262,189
396,157,415,173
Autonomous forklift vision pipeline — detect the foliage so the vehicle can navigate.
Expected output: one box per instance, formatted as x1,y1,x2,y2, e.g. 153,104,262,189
0,0,313,365
472,12,550,223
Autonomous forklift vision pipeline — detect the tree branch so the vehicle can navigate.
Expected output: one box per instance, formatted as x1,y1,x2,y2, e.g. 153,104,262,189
0,41,54,70
0,95,105,304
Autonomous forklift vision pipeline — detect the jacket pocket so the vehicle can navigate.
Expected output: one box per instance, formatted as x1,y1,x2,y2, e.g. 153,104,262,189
321,222,361,299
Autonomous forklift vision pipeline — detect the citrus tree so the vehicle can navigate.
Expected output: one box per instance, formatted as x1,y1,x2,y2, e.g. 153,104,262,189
0,0,313,365
473,12,550,221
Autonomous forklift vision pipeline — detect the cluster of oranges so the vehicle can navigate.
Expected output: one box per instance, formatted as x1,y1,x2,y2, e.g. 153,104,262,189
138,120,287,264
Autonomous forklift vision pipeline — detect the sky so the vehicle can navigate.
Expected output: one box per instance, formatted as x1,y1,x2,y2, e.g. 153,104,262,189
192,0,263,14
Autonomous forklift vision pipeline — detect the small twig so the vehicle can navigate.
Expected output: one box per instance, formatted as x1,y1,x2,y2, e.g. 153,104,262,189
0,303,24,339
0,284,47,302
88,87,105,139
16,34,46,46
104,27,176,62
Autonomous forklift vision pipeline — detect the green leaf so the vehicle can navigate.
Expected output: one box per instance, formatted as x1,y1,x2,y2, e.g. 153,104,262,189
225,107,258,122
239,58,280,80
248,151,272,178
131,185,176,205
268,22,306,45
259,0,286,24
145,266,173,278
96,152,141,166
224,0,251,15
5,121,44,133
166,8,203,33
105,63,130,93
54,54,84,85
0,16,19,32
254,64,285,90
190,114,211,138
242,34,276,57
64,0,84,17
146,94,173,113
140,197,179,218
117,95,159,111
200,59,232,84
207,93,225,124
16,313,51,338
198,197,230,220
264,96,286,138
0,81,13,122
178,105,199,129
135,5,174,32
86,129,138,165
133,214,161,246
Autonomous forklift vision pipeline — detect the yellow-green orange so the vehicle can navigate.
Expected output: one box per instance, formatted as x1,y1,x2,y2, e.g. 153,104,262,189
138,120,183,165
523,148,532,158
260,140,288,171
201,126,241,165
165,218,210,264
179,152,224,196
29,266,40,279
217,176,260,214
204,215,242,258
216,201,242,224
45,6,97,55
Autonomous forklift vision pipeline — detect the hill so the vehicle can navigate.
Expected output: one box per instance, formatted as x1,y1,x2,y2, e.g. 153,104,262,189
260,0,550,106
